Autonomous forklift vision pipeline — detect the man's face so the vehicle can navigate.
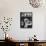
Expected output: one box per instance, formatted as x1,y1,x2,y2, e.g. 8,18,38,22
24,18,32,28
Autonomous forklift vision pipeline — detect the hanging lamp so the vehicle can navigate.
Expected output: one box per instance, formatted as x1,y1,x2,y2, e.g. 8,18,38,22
29,0,45,8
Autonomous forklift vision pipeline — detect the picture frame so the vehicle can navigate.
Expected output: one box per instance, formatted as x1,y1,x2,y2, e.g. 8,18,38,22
20,12,33,28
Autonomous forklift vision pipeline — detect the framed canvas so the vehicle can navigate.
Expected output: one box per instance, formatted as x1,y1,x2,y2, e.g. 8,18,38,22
20,12,33,28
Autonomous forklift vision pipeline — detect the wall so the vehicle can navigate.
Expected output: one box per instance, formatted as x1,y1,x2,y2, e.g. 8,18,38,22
0,0,46,40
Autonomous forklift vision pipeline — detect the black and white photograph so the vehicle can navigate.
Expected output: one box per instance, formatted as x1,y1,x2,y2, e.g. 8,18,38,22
20,12,32,28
